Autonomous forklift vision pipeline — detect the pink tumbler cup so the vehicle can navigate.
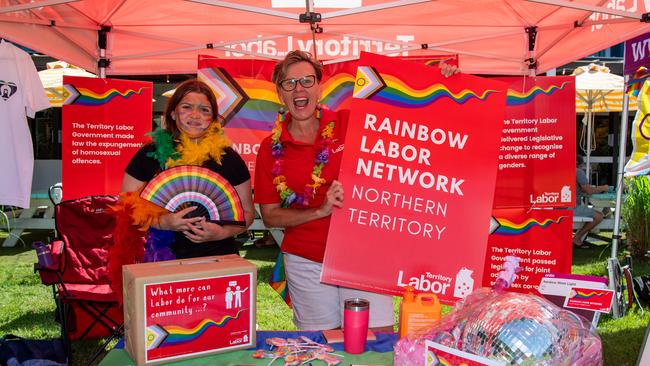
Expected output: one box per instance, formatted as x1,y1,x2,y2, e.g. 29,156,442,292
343,298,369,354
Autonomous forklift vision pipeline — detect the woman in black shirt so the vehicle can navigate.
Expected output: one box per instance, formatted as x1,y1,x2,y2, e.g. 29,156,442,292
122,79,254,258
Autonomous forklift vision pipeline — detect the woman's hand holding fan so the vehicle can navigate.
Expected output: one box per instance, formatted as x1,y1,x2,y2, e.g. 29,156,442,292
183,219,232,243
156,206,203,231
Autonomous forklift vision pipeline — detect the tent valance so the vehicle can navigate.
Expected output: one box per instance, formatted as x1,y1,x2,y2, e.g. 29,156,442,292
2,0,650,76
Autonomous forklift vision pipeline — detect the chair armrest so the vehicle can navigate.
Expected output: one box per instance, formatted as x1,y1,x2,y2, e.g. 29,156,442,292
33,240,64,285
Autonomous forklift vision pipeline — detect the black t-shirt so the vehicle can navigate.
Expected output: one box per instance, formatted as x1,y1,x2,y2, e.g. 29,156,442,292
125,144,250,259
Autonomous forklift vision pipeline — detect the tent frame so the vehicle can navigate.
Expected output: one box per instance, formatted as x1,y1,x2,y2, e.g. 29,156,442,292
2,0,649,76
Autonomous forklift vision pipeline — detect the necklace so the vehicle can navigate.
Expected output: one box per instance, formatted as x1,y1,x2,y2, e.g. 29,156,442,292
148,123,231,169
271,107,335,208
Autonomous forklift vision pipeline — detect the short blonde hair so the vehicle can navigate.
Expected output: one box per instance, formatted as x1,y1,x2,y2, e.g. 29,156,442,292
272,50,323,86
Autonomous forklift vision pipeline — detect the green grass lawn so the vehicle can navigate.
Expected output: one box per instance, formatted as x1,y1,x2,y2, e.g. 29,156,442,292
1,230,649,365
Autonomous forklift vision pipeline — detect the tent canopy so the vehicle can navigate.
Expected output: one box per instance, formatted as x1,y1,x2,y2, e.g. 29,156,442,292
2,0,650,76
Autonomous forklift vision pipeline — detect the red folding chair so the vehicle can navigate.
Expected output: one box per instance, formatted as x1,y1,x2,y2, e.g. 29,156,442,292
34,195,126,365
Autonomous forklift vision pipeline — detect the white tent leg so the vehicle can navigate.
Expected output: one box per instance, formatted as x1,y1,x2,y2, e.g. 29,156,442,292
586,105,592,184
609,79,631,319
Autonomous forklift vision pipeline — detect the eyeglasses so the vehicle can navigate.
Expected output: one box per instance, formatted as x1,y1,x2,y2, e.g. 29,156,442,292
278,74,317,92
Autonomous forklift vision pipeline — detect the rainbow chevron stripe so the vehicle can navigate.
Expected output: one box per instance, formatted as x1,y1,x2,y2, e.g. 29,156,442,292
320,72,355,111
573,289,609,299
506,82,570,106
354,67,497,107
65,86,146,106
200,69,354,130
156,309,246,347
140,166,244,224
494,216,567,236
200,70,281,130
269,252,291,307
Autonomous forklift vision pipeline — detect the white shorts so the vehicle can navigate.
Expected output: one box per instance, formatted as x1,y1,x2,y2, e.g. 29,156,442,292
284,252,395,330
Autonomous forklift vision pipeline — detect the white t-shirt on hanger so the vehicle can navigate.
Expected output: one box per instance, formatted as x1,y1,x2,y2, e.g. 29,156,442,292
0,40,50,208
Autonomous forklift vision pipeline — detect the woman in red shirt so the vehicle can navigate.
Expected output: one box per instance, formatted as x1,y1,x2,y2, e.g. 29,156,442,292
255,51,457,331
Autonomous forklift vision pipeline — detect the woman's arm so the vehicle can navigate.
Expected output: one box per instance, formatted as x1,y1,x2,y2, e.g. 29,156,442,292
121,172,146,193
259,180,344,228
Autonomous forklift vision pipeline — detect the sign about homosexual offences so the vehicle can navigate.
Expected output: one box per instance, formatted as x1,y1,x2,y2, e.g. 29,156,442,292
492,77,576,209
62,77,152,200
482,208,572,294
322,52,507,305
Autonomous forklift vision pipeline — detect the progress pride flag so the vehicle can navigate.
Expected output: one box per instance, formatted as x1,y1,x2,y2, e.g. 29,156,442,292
322,52,507,305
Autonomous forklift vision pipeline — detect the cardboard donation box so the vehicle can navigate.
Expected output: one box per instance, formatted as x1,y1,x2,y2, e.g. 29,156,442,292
123,255,256,365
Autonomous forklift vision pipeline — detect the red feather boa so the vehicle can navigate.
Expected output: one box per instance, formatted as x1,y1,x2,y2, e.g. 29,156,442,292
108,191,167,305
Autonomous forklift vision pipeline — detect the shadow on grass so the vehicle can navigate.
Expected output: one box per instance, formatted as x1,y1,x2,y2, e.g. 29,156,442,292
0,229,55,256
601,322,648,366
0,308,59,336
241,244,279,262
257,263,274,283
71,338,111,366
0,246,33,257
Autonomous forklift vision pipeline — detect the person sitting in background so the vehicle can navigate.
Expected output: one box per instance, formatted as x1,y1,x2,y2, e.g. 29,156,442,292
573,155,609,248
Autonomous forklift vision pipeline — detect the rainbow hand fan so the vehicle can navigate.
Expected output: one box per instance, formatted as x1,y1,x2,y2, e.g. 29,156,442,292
140,166,246,226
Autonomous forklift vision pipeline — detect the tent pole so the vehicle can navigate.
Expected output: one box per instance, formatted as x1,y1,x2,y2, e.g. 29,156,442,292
586,95,592,184
97,26,110,78
609,76,631,316
611,99,628,257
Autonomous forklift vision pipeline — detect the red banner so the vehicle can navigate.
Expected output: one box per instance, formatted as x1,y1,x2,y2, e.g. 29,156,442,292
197,55,457,182
61,77,152,200
564,287,614,314
321,52,507,305
144,273,253,362
493,77,576,208
197,56,358,182
482,208,573,294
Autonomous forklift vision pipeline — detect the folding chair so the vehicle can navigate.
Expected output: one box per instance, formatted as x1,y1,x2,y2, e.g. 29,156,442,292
34,195,125,365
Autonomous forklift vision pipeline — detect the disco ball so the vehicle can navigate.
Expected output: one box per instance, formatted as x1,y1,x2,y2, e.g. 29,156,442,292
461,292,584,365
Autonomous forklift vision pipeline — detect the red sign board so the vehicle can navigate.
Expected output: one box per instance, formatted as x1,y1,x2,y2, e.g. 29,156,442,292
144,273,253,362
321,52,507,305
564,287,614,314
492,76,576,208
62,77,152,199
483,208,573,294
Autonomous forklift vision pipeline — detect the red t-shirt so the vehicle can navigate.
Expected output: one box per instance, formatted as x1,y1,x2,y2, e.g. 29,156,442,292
254,108,348,263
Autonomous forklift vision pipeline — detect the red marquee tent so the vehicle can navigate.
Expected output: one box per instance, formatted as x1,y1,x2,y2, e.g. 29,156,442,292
1,0,650,76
